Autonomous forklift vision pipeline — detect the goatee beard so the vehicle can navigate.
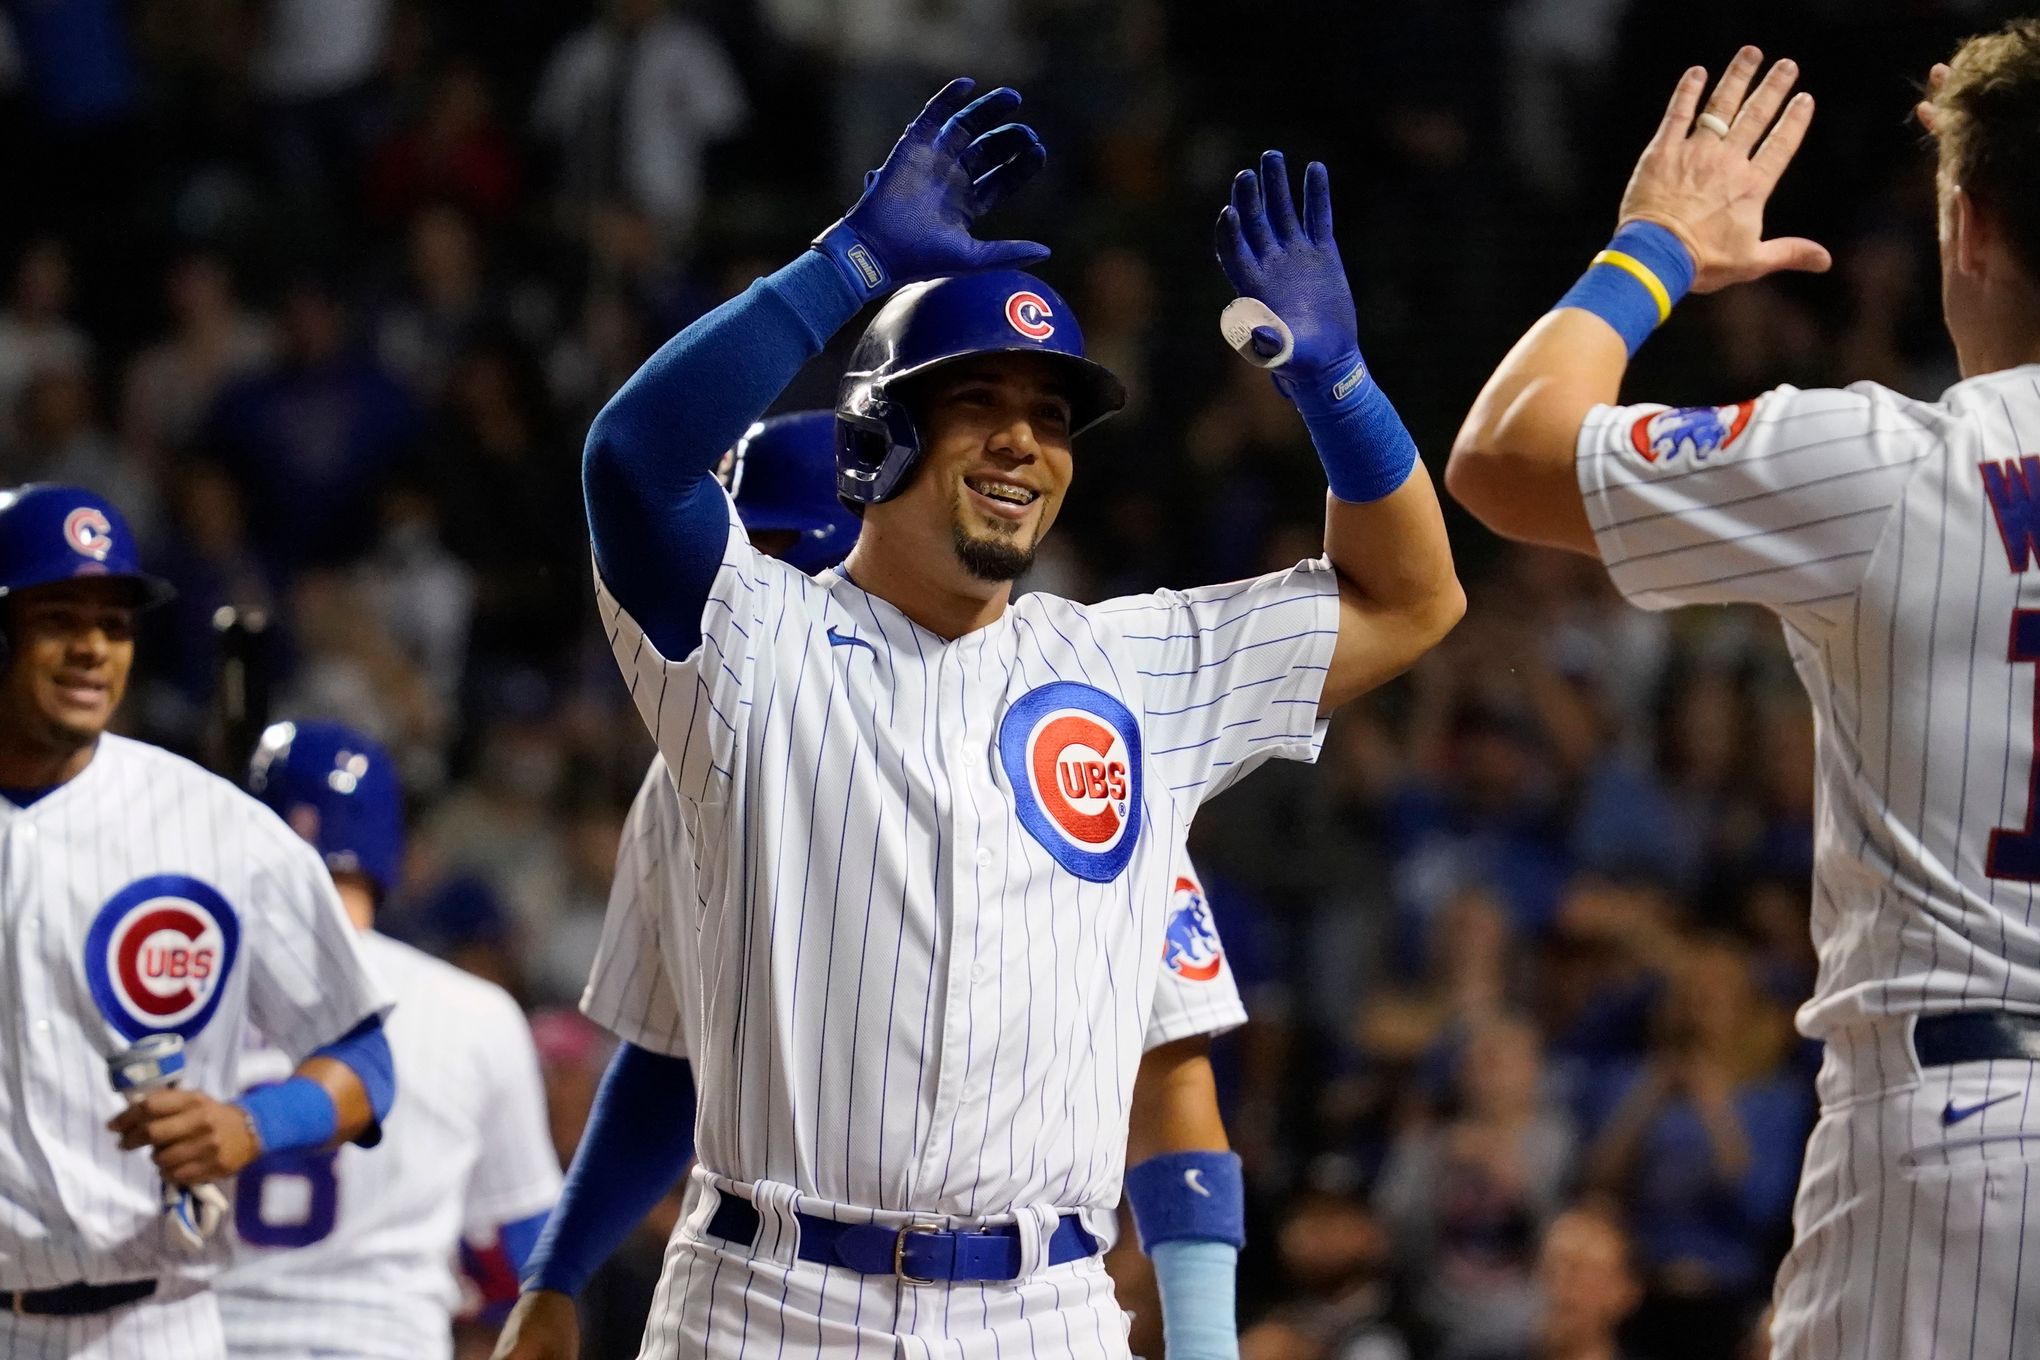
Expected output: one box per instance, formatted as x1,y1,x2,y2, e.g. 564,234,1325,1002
952,522,1035,582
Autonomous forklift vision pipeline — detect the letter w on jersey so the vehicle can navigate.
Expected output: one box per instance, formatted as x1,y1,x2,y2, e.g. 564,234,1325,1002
1982,455,2040,571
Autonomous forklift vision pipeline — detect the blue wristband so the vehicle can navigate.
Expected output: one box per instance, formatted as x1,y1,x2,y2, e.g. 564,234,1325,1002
1124,1150,1247,1251
1553,221,1697,356
1278,354,1420,504
236,1077,338,1157
811,222,890,300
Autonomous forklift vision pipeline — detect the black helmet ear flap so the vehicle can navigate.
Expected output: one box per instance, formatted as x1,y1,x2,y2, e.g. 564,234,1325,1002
834,393,923,505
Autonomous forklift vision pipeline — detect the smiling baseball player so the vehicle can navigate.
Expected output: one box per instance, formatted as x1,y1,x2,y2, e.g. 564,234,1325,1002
496,77,1459,1360
0,483,395,1360
1449,24,2040,1357
511,410,1253,1356
214,719,562,1360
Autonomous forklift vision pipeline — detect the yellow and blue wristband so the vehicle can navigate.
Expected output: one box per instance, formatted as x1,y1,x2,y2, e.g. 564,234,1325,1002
1554,221,1696,356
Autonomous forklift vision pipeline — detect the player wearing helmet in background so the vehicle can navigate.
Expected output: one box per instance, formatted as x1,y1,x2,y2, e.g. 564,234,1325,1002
215,720,561,1360
1449,22,2040,1358
498,78,1461,1360
0,484,394,1360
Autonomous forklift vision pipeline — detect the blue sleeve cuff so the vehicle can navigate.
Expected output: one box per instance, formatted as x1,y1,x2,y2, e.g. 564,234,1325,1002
309,1016,395,1145
236,1077,338,1158
1124,1149,1246,1251
1553,220,1697,356
522,1045,696,1297
1284,360,1421,504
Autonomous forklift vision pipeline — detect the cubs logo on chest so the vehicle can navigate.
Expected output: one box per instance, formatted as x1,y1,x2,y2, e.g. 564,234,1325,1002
84,875,241,1040
998,681,1143,882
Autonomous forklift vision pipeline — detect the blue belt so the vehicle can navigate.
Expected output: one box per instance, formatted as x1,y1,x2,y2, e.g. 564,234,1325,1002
705,1194,1099,1284
1914,1011,2040,1066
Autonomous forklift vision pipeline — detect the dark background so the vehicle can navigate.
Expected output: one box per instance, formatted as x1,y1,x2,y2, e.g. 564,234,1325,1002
0,1,2026,1357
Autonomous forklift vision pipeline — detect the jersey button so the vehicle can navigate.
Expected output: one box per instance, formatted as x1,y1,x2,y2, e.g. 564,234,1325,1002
15,825,34,841
32,1020,49,1033
975,848,994,866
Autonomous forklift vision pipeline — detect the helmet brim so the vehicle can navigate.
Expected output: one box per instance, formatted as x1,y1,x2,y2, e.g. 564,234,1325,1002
881,347,1128,437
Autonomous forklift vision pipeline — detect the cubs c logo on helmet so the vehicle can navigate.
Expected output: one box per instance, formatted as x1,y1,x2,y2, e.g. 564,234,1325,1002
1629,401,1755,466
84,876,241,1040
1005,291,1055,341
999,681,1143,881
1162,875,1224,981
64,506,114,562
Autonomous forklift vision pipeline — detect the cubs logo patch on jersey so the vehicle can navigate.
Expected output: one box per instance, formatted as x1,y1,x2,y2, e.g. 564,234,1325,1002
85,875,241,1040
1161,875,1223,981
1629,401,1755,465
998,680,1142,882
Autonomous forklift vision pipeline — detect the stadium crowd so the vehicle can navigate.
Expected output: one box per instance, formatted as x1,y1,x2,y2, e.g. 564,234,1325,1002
0,0,2025,1356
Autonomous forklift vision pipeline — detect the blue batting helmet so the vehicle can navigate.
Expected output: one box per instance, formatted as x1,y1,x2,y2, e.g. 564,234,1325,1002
720,411,860,573
247,720,405,899
0,483,173,607
834,270,1126,505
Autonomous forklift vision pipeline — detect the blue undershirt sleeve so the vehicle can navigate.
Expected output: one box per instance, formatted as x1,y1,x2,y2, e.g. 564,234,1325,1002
520,1044,698,1298
583,250,864,658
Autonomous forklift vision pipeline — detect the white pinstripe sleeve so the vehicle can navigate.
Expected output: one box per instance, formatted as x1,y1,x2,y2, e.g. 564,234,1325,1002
1144,857,1247,1051
244,833,392,1062
580,757,691,1057
594,488,797,806
1095,558,1341,809
461,994,564,1232
1578,383,1942,629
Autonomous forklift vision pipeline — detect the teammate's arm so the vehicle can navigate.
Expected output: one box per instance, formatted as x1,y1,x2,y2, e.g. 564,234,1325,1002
492,1044,698,1360
584,78,1049,659
1446,48,1828,552
1124,1036,1243,1360
1212,153,1464,713
109,1017,394,1185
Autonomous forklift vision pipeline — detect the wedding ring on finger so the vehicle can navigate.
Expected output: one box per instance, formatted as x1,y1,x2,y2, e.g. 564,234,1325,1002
1695,112,1732,137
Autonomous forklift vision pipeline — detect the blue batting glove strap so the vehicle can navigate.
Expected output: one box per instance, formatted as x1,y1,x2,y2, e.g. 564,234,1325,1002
235,1077,339,1158
1553,220,1697,356
812,78,1049,300
1151,1240,1241,1360
1124,1150,1246,1251
1281,354,1421,505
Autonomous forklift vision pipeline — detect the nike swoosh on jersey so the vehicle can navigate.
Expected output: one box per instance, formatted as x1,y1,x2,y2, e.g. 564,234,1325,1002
1184,1168,1211,1197
1942,1092,2019,1126
826,625,877,656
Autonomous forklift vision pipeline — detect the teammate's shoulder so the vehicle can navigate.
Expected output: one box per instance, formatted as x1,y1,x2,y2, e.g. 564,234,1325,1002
367,931,524,1021
100,735,299,832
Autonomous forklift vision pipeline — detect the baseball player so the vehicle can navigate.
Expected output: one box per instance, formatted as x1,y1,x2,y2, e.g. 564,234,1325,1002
506,412,1253,1355
1447,23,2040,1357
497,78,1461,1360
213,719,562,1360
0,483,396,1360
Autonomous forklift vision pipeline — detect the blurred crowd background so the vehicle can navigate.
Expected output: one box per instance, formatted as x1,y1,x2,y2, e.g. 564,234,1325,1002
0,0,2027,1356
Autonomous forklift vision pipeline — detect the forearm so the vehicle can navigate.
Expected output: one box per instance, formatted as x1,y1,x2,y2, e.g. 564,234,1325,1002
241,1016,395,1154
521,1044,697,1298
1446,308,1627,553
1126,1039,1241,1360
583,250,862,651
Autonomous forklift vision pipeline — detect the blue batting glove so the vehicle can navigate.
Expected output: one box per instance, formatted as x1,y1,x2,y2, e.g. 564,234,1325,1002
813,78,1050,300
1215,151,1364,402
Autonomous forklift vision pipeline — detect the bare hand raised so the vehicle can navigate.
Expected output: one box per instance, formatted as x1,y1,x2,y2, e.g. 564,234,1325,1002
1616,47,1831,294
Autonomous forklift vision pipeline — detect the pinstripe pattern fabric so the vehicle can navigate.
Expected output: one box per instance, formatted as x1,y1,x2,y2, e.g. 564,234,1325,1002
582,760,1248,1063
216,933,562,1360
0,735,388,1353
1579,367,2040,1356
0,1278,226,1360
593,499,1332,1221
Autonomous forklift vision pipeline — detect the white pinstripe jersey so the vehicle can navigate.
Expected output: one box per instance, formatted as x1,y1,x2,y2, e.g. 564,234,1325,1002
585,754,1249,1063
216,931,561,1360
1579,365,2040,1042
0,734,388,1291
593,493,1332,1220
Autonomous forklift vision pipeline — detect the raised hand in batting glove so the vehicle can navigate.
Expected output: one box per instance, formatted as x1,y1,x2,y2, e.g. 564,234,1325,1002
1215,151,1364,403
813,78,1049,300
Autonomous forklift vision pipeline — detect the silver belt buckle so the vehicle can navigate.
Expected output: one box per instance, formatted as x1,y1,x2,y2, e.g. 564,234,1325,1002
893,1222,943,1284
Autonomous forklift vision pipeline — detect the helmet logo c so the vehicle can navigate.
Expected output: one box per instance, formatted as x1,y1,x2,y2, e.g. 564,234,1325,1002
1005,291,1055,340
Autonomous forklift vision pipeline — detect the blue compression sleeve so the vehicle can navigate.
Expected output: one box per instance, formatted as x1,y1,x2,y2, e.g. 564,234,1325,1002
1152,1240,1240,1360
312,1016,395,1128
497,1209,550,1277
521,1044,697,1297
584,251,863,658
